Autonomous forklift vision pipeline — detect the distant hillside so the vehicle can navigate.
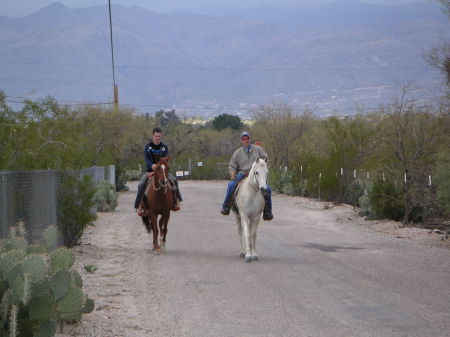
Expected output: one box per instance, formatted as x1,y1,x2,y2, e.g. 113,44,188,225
0,1,447,117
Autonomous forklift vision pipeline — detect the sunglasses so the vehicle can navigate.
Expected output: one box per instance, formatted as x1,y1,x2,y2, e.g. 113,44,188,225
241,137,250,141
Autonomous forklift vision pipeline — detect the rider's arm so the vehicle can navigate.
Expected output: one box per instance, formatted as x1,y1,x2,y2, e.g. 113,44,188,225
144,145,154,172
229,149,239,179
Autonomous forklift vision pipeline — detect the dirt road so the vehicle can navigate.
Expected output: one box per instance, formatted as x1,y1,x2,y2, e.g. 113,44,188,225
59,180,450,337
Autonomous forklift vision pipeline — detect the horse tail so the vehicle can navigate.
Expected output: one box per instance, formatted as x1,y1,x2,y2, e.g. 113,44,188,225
141,195,152,233
142,216,152,233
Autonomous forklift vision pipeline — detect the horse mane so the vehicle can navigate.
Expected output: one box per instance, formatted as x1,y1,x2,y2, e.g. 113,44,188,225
249,157,267,174
156,157,170,170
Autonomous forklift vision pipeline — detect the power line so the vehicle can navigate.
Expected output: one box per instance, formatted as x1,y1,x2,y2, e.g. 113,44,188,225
4,97,112,106
0,60,432,72
4,97,383,112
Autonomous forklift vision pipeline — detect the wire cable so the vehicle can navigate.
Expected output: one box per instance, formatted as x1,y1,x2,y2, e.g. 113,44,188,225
0,60,432,72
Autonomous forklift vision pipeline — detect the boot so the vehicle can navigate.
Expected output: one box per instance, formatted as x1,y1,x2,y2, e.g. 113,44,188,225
137,201,147,217
172,198,181,211
220,196,233,215
220,205,231,215
263,199,273,221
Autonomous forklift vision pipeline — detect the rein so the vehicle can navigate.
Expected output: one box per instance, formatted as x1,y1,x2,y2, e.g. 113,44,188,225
146,166,174,193
247,164,266,193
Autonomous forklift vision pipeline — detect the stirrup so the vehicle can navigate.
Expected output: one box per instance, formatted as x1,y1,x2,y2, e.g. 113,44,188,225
137,202,147,217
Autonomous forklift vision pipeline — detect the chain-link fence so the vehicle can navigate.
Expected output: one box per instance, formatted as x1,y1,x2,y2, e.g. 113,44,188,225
0,166,115,244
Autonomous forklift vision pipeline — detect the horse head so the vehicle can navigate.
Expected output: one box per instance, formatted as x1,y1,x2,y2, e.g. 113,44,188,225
154,157,170,188
250,157,269,197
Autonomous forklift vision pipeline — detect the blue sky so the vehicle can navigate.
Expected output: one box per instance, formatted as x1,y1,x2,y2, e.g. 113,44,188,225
1,0,427,18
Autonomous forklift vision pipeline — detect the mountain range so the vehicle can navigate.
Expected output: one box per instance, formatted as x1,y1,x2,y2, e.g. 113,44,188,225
0,0,448,117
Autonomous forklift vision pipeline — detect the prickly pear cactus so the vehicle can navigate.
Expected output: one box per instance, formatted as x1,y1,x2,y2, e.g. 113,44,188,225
0,225,94,337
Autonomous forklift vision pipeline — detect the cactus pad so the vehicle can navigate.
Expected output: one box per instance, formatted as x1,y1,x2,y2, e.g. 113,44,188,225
28,295,56,323
21,254,48,284
49,248,75,274
43,226,57,251
50,270,71,301
82,297,95,314
71,270,83,288
33,320,57,337
56,286,83,315
0,250,25,279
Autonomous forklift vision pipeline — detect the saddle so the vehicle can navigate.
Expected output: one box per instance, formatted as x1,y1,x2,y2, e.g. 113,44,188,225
230,178,247,213
138,172,178,217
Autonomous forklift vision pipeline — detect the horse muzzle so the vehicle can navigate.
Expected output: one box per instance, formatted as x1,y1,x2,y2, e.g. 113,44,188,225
260,187,268,198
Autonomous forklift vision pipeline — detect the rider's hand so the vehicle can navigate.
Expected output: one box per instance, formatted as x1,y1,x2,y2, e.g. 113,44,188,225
230,171,236,180
151,164,157,171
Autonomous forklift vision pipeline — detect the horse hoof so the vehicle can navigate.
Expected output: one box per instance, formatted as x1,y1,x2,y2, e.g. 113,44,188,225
244,256,252,263
251,256,259,261
159,247,167,254
152,248,161,255
239,252,245,258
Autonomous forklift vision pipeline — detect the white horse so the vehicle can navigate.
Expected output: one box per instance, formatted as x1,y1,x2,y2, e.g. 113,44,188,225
232,157,269,262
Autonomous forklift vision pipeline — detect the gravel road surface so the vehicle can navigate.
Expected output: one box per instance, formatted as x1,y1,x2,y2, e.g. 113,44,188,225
59,180,450,337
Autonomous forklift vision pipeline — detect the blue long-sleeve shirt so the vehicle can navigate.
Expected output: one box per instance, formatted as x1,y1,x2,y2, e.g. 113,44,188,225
144,141,169,172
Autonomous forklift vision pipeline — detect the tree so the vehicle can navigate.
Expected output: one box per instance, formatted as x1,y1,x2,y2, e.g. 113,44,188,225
155,109,180,128
251,102,312,169
212,113,242,131
426,1,450,87
380,88,446,224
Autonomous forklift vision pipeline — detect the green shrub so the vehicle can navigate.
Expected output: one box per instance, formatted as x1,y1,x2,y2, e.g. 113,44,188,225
123,170,143,181
369,180,404,221
115,165,128,192
268,170,283,193
58,172,97,248
277,170,297,195
434,151,450,217
183,155,230,180
0,225,94,337
94,181,118,212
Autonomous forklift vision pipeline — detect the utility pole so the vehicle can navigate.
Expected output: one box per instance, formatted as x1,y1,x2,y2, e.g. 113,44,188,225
189,157,192,175
108,0,118,112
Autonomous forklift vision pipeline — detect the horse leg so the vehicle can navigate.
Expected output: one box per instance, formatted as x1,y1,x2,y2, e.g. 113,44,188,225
159,212,170,254
235,215,245,258
241,216,252,262
150,213,160,253
250,218,259,261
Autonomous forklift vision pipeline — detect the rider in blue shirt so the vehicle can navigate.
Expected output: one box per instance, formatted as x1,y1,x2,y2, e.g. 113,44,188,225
134,127,182,214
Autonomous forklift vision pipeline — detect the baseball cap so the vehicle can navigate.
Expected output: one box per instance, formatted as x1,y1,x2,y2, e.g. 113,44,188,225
240,131,250,139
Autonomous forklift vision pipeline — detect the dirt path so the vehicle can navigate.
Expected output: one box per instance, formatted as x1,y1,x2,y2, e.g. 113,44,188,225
58,180,450,337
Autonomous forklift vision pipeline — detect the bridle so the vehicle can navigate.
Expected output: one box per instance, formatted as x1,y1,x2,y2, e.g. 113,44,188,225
150,164,174,192
248,163,267,193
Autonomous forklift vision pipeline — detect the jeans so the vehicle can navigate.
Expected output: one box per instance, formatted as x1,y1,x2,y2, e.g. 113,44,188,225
222,173,272,211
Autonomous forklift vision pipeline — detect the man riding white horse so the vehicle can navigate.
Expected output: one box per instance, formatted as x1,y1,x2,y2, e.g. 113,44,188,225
220,131,273,221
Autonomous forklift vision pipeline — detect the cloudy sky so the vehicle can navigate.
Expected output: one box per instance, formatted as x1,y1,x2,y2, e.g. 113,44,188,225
1,0,427,18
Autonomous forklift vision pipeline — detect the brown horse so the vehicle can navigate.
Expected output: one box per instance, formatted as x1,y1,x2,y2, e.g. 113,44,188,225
141,157,175,254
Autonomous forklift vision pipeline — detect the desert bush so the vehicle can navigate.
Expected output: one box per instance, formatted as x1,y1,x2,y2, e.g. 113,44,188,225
94,181,118,212
369,180,404,221
58,171,97,248
123,169,143,181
